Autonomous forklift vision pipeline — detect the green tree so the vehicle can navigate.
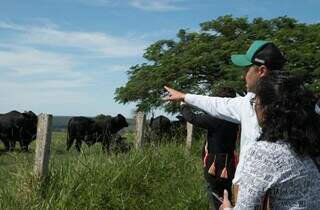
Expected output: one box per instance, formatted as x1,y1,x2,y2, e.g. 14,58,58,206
115,15,320,113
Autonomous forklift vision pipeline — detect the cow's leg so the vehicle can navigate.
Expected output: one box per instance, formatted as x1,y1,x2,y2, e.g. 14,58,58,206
67,136,75,151
2,139,10,151
101,139,108,153
9,140,16,151
19,139,29,152
101,135,111,154
101,140,106,153
75,139,82,152
106,138,111,153
24,144,29,152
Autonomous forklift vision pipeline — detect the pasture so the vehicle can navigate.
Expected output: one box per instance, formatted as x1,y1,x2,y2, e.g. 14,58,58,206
0,131,207,210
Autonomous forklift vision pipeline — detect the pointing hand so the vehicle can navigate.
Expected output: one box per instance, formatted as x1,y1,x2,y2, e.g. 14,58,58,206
163,86,186,101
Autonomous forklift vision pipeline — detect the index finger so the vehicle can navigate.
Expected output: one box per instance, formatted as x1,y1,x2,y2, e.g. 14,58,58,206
164,86,174,93
164,85,171,91
223,190,229,201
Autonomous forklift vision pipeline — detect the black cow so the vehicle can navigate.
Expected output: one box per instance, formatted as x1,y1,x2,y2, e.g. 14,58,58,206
0,110,38,151
147,115,198,143
66,114,129,152
149,115,171,134
147,115,173,142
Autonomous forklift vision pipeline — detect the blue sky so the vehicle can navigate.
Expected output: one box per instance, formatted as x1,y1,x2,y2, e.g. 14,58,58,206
0,0,319,118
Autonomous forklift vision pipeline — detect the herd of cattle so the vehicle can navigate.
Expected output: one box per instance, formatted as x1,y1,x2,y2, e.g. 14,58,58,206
67,114,129,153
0,111,191,153
0,111,38,151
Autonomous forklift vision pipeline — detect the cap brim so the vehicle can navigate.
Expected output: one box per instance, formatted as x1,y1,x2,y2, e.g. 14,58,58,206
231,55,252,67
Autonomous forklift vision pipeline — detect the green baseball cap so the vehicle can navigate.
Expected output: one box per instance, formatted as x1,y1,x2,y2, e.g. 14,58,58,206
231,40,285,69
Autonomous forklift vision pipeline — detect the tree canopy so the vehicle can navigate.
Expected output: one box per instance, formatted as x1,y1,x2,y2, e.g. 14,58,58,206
115,15,320,113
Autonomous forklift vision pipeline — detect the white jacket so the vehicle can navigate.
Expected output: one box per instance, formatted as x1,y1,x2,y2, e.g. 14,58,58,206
185,92,261,184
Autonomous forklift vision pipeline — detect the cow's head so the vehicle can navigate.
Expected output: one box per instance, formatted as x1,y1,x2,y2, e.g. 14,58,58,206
115,114,129,129
22,111,38,140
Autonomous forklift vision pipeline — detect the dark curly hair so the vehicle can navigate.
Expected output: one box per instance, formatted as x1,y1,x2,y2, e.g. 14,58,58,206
256,71,320,158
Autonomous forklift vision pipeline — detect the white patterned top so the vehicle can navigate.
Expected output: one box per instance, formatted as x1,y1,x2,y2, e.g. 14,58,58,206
232,141,320,210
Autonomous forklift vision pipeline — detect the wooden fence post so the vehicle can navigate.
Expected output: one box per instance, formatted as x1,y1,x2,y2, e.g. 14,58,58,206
135,111,146,148
34,113,53,179
186,122,194,151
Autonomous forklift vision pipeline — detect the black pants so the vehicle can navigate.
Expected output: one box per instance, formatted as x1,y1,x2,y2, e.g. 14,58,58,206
204,152,235,209
206,177,232,210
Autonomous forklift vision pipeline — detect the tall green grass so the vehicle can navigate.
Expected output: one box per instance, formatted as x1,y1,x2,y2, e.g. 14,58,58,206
0,132,207,210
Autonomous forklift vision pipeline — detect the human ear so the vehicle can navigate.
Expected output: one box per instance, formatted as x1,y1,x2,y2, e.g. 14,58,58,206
258,65,268,77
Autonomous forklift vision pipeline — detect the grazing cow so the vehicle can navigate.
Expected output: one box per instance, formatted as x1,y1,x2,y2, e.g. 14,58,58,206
147,115,201,143
66,116,95,151
0,111,38,151
148,115,171,139
147,115,187,142
66,114,129,152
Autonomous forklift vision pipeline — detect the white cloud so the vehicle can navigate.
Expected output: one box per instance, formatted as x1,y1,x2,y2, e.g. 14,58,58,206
0,21,147,58
0,83,92,111
129,0,187,12
0,21,25,30
0,20,148,115
102,64,131,72
65,0,187,11
66,0,119,7
80,0,116,6
0,47,94,102
0,18,59,30
0,48,74,76
0,34,95,112
23,28,145,57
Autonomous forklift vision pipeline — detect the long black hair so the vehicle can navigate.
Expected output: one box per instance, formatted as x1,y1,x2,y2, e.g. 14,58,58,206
256,71,320,158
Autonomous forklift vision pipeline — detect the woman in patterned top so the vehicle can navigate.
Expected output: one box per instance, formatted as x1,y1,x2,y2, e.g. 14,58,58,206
220,72,320,210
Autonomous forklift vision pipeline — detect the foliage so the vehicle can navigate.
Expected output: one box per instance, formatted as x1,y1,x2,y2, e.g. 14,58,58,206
115,15,320,113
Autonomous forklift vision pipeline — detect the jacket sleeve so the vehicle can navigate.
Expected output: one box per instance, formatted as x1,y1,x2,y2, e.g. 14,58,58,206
180,104,219,130
184,94,244,124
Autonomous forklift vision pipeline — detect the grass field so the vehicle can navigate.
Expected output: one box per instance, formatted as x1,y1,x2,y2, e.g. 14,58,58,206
0,132,207,210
